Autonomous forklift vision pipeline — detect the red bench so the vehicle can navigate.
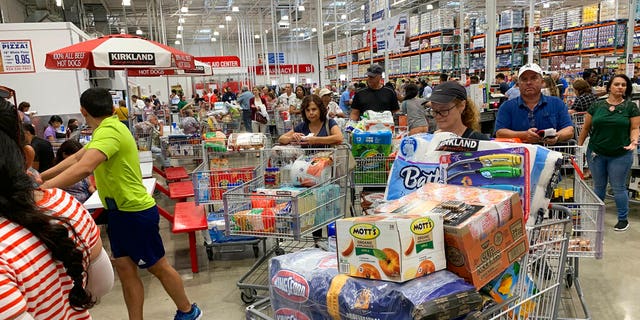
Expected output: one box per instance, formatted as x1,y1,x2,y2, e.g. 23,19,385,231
154,166,190,196
172,201,208,273
168,180,195,202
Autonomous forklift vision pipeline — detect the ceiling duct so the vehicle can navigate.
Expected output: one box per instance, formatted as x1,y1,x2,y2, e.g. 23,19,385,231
24,0,53,22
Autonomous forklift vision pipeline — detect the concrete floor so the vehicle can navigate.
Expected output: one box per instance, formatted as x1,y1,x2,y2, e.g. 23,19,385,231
88,189,640,320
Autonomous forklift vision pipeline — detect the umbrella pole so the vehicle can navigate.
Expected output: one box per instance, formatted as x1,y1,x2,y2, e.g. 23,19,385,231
125,68,133,132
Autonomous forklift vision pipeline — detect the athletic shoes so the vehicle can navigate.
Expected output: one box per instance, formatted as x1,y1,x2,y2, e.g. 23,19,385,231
614,220,629,232
174,303,202,320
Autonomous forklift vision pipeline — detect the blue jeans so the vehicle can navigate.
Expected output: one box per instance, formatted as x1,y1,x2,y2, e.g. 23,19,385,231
587,148,633,221
242,109,253,132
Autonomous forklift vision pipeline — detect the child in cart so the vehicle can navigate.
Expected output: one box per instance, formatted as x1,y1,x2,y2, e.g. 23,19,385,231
278,94,344,241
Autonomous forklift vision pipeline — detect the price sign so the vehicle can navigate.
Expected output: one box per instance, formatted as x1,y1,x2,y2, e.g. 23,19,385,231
0,40,35,73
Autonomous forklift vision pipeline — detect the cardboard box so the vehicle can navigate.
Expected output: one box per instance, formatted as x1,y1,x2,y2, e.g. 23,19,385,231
376,183,528,289
336,199,446,282
441,189,527,289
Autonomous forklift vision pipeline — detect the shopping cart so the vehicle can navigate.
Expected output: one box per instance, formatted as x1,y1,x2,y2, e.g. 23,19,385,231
243,205,573,320
223,146,350,303
133,131,153,151
571,112,586,139
161,134,203,167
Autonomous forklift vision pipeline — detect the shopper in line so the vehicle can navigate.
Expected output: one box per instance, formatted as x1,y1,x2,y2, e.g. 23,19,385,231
495,63,574,145
18,101,32,125
221,87,236,102
54,139,95,203
569,79,598,114
115,99,130,128
0,99,113,319
44,115,64,141
550,71,569,99
320,87,346,125
400,83,429,135
542,76,561,98
505,79,520,100
426,82,488,140
237,86,254,133
339,84,354,115
131,95,145,123
251,86,269,133
578,74,640,232
583,69,606,97
289,85,307,126
40,87,202,320
350,64,399,121
23,123,55,172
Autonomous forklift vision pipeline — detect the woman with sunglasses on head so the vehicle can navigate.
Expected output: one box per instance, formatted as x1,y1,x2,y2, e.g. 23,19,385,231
0,99,113,319
425,82,489,140
578,74,640,232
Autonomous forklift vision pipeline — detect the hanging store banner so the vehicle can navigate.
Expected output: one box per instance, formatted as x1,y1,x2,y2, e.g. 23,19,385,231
254,64,314,75
0,40,35,74
375,20,387,51
196,56,241,68
387,14,410,51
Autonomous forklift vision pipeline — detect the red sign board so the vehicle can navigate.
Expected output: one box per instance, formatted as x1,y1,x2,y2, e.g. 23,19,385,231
127,68,177,77
254,64,314,75
196,56,241,68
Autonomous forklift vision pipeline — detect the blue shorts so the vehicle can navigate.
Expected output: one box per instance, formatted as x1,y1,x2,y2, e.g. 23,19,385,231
107,205,165,269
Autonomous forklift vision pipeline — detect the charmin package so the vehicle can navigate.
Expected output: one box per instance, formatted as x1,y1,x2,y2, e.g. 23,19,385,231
337,199,446,283
381,183,528,289
269,249,481,320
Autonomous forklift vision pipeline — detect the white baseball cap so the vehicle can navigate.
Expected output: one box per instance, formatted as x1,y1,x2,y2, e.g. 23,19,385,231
518,63,543,78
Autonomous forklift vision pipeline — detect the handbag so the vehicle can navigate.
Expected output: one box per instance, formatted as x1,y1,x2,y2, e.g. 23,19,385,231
255,111,268,124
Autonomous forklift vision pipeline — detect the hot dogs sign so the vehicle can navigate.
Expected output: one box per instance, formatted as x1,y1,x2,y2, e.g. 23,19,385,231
0,40,35,74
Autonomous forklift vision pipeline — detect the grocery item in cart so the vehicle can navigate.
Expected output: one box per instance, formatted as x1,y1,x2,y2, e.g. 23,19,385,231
362,110,395,133
351,130,393,158
481,261,538,318
227,133,267,150
290,156,333,187
269,249,480,320
336,199,446,282
381,183,527,289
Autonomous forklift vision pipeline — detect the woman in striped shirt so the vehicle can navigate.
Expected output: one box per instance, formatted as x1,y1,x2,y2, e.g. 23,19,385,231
0,99,112,319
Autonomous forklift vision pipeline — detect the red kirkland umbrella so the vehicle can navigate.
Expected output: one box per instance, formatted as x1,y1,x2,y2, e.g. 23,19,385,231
45,34,195,129
45,34,195,70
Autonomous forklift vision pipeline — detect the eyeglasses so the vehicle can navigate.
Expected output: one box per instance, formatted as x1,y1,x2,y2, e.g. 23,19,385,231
427,104,457,117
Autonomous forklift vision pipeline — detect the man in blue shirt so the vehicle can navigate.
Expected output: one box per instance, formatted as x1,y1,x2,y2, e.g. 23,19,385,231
236,86,253,132
339,84,354,114
495,63,574,145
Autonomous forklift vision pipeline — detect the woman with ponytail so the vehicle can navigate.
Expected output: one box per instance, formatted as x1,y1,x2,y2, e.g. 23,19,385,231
0,99,113,319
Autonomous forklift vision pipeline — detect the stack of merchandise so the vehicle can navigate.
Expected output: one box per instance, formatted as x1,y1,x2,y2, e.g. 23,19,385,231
581,28,598,49
552,11,567,31
582,4,599,24
349,111,394,184
420,12,431,34
566,7,582,28
499,9,525,30
565,30,582,51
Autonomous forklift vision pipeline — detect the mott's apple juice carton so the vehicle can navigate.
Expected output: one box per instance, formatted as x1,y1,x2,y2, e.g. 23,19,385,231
336,199,446,282
390,183,528,289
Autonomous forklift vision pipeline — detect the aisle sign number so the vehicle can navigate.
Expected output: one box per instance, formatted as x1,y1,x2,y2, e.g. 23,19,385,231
268,52,285,64
0,40,35,73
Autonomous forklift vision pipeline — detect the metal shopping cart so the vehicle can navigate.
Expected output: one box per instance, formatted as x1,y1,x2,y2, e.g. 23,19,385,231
161,134,203,167
243,204,573,320
193,135,271,261
223,146,350,303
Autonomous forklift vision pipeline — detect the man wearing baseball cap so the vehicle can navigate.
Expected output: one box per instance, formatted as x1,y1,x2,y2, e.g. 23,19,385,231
350,64,399,121
494,63,574,145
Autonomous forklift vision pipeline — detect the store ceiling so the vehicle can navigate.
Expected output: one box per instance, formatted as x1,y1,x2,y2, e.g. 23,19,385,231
21,0,621,46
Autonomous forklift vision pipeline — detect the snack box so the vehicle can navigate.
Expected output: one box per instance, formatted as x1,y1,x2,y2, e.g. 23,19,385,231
481,261,537,318
336,199,446,282
376,183,528,289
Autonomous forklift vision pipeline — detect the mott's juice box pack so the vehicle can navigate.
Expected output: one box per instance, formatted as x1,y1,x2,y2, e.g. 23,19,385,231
336,199,446,282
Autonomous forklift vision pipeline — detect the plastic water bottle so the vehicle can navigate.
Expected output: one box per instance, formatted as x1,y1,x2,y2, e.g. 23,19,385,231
327,222,337,252
60,125,65,133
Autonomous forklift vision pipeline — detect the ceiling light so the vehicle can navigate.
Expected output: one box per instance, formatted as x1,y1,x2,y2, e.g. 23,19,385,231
122,0,131,6
225,15,232,21
299,32,305,37
55,0,62,6
232,6,239,11
282,15,289,21
543,2,550,8
298,5,305,11
254,34,260,39
180,6,188,13
219,25,225,28
361,4,365,10
340,14,347,20
211,37,217,42
175,40,181,45
177,25,183,31
213,31,219,36
178,17,185,23
119,28,126,34
199,28,211,33
265,30,269,33
136,28,143,35
324,22,329,26
311,27,317,32
176,33,182,39
426,4,433,9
